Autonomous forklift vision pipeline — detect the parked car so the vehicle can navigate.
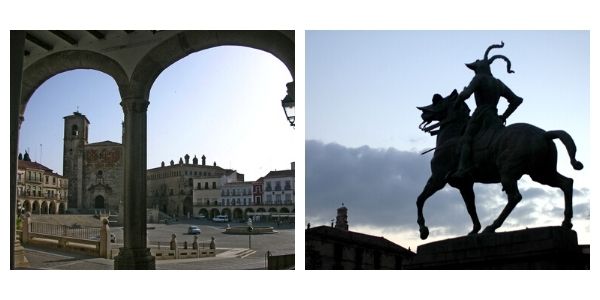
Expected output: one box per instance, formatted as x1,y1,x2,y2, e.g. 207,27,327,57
212,215,229,222
187,225,202,234
194,214,206,219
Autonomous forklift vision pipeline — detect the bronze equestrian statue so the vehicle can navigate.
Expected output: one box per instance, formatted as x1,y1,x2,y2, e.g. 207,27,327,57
415,42,583,240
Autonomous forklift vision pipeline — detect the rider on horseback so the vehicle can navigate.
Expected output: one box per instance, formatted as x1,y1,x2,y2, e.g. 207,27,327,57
452,41,524,179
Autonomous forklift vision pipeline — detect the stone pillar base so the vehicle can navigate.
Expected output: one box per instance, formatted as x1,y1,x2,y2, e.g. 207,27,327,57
114,247,155,270
14,240,30,268
405,226,589,270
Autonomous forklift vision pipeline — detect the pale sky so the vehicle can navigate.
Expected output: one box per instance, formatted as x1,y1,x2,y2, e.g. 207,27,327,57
18,46,295,181
306,31,590,250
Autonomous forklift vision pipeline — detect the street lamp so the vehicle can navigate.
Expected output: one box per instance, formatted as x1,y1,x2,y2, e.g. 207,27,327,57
247,218,253,249
281,81,295,127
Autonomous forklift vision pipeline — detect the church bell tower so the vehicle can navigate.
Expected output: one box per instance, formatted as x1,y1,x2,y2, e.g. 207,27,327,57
63,111,89,210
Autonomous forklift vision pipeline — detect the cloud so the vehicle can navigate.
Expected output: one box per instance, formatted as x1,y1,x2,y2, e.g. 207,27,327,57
305,140,590,242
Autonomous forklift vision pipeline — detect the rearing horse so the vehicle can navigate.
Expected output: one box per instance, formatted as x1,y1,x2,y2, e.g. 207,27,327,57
415,89,583,240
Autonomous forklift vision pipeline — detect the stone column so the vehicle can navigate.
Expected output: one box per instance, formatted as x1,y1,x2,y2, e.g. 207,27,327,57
10,30,26,269
99,218,110,258
114,96,155,269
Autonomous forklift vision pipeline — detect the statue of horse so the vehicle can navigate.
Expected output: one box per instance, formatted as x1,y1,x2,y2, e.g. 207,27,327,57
415,89,583,240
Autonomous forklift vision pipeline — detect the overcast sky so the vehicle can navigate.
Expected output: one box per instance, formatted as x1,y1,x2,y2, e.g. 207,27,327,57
18,46,295,181
306,31,590,250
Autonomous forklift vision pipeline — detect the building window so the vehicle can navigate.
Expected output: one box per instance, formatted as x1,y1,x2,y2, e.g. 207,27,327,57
205,182,209,189
275,194,281,204
275,181,282,191
45,176,49,184
266,182,272,191
188,178,193,186
285,180,291,190
72,125,79,136
212,182,216,189
197,182,201,189
285,194,292,203
170,189,174,196
266,195,272,204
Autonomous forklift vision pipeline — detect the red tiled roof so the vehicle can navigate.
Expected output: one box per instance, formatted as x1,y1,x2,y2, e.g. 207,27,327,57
18,160,53,173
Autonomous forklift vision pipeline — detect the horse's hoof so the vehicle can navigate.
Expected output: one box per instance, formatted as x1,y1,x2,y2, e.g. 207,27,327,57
420,226,429,240
467,231,478,236
561,221,573,230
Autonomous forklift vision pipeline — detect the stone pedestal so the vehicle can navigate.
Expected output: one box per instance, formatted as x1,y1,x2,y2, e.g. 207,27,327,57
114,247,155,270
405,227,589,269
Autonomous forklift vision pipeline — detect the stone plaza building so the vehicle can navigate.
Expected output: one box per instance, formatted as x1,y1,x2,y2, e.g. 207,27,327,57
194,162,295,222
17,152,69,214
146,154,242,217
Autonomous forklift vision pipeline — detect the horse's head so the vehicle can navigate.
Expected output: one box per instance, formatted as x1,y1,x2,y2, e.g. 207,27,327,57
417,89,469,133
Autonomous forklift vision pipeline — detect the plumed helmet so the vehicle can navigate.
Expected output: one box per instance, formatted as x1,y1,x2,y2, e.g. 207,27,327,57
465,41,514,74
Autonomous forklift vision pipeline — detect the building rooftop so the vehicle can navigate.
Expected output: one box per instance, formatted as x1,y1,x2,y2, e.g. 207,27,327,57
306,225,414,256
264,169,295,179
17,160,65,177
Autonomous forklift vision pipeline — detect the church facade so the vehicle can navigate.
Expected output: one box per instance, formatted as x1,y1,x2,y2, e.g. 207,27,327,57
62,112,124,213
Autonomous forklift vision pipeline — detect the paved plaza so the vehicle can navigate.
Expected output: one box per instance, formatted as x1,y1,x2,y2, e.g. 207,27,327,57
21,219,294,270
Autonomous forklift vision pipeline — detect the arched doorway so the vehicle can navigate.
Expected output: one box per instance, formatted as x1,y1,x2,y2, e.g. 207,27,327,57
199,208,209,218
32,201,39,214
24,201,32,213
94,195,106,209
49,202,56,214
41,201,48,214
280,207,290,213
58,203,66,214
221,208,232,220
183,197,193,218
210,208,220,219
233,208,243,220
244,208,254,219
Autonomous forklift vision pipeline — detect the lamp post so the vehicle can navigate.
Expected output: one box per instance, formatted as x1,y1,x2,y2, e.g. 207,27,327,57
247,218,253,249
281,81,295,127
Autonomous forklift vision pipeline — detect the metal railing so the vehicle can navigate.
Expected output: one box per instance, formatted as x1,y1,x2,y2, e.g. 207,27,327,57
29,222,101,240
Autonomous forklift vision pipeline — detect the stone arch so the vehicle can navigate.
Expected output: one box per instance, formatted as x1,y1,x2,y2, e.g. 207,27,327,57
233,208,243,220
244,208,254,219
280,207,290,213
221,208,232,219
256,208,266,213
49,201,57,214
210,208,220,219
24,200,32,212
131,31,294,100
198,208,209,218
58,203,66,214
41,201,49,214
32,201,40,214
268,207,277,213
20,50,129,115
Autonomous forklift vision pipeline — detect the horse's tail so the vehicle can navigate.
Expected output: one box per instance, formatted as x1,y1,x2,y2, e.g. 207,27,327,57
545,130,584,170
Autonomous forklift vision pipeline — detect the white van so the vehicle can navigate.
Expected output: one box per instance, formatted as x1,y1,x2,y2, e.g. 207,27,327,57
212,215,229,222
